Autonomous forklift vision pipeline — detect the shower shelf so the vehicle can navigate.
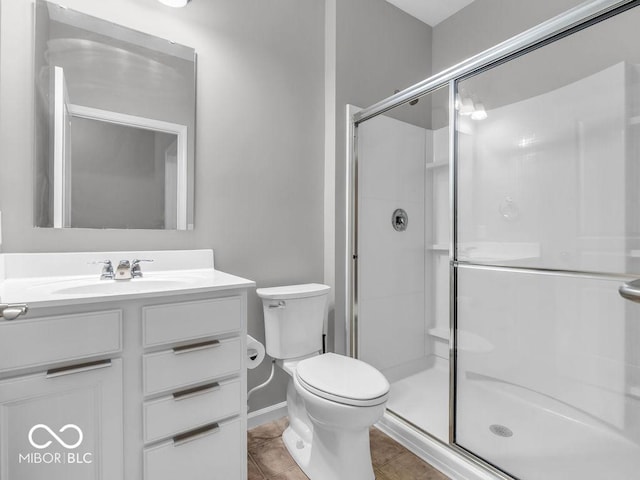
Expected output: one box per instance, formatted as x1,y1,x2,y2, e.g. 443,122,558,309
425,160,448,170
427,244,449,251
427,327,449,340
428,327,493,353
629,116,640,126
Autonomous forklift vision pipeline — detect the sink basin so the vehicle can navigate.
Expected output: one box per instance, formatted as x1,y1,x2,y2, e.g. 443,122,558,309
52,278,192,296
21,271,214,299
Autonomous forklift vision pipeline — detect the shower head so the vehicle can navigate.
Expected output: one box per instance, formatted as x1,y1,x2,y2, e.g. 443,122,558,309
394,90,419,106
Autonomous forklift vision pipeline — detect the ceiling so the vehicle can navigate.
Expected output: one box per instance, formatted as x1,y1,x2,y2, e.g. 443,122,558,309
386,0,476,27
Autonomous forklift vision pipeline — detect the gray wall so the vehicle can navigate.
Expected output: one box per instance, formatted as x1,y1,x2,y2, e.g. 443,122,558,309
432,0,586,73
0,0,324,411
329,0,433,355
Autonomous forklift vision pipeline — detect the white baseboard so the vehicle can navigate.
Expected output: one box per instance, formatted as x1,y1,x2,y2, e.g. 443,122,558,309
247,401,288,430
376,413,500,480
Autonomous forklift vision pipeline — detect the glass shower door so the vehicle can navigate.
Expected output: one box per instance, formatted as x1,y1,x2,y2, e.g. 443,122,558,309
454,4,640,479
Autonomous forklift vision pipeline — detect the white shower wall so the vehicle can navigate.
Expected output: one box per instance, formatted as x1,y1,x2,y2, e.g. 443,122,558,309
358,114,426,373
357,115,451,377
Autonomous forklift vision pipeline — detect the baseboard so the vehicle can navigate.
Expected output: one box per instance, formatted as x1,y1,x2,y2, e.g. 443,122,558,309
376,412,499,480
247,401,288,430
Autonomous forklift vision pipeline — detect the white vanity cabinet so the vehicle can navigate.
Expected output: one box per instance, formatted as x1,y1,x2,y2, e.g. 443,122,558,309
0,311,124,480
0,285,251,480
140,295,247,480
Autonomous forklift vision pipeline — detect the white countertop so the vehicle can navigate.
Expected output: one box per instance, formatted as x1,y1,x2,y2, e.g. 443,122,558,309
0,250,255,308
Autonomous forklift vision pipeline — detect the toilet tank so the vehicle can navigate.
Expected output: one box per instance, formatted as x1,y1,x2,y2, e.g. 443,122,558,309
256,284,330,359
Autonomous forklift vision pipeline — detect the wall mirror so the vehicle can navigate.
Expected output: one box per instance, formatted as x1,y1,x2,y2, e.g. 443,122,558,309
33,0,196,230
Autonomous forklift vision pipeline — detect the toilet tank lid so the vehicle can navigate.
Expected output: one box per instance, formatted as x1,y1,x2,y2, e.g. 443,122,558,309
296,353,390,403
256,283,330,300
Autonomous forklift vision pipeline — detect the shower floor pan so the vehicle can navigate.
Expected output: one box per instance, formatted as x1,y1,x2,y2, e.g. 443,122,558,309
387,364,640,479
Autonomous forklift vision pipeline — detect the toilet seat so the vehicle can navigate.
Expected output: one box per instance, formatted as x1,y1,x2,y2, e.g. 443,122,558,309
295,353,390,407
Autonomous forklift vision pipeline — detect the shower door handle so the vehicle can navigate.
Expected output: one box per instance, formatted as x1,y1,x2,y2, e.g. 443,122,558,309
619,279,640,303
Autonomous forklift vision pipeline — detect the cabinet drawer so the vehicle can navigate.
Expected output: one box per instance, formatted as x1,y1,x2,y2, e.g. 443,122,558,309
143,378,241,443
0,310,122,373
143,337,241,395
143,296,242,347
144,417,242,480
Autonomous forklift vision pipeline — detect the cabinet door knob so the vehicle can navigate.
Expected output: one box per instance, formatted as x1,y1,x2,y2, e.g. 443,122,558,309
619,279,640,303
0,303,28,320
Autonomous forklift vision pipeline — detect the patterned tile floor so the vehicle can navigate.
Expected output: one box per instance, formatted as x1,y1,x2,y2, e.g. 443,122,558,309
248,417,450,480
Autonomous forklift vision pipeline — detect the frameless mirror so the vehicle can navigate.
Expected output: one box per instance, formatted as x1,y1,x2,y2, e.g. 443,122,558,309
33,0,196,229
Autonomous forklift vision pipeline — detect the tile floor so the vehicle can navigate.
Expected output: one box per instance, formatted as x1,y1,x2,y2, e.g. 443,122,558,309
248,417,450,480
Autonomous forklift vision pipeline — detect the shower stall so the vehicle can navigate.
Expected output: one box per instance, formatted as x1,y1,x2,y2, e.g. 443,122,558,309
348,1,640,478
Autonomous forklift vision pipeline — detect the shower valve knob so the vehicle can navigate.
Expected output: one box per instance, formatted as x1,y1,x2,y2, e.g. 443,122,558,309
392,209,408,232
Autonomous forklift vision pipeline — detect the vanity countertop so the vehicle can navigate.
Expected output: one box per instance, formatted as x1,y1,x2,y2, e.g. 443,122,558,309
0,250,255,308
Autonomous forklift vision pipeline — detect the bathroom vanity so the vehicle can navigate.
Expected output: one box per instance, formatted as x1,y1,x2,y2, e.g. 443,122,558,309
0,250,254,480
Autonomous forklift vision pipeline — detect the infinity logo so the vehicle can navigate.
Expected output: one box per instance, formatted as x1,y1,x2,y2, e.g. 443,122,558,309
28,424,83,450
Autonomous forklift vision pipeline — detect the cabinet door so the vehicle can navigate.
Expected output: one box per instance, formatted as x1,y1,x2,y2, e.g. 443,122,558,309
0,358,123,480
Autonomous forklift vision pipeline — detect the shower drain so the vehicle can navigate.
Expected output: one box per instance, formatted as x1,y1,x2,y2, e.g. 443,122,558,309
489,424,513,438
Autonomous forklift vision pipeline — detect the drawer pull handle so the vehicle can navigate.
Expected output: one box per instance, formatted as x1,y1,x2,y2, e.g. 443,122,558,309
172,382,221,401
173,422,220,447
173,340,221,355
46,359,112,378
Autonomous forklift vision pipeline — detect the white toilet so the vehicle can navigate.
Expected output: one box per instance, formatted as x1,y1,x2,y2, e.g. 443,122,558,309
256,283,390,480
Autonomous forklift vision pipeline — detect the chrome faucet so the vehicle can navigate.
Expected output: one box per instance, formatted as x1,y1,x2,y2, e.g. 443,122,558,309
131,259,153,278
94,258,153,280
115,260,132,280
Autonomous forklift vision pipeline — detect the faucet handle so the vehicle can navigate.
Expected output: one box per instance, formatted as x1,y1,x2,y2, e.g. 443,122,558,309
132,259,153,265
89,260,114,280
89,259,112,266
131,259,153,278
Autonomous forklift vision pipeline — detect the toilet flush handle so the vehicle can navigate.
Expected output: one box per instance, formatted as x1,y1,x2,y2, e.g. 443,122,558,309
268,300,286,309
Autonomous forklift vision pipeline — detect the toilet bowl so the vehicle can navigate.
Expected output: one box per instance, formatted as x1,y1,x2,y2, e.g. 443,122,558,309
291,353,389,480
256,284,390,480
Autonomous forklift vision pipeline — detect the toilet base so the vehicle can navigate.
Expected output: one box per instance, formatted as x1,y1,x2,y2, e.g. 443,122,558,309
282,426,312,475
282,419,375,480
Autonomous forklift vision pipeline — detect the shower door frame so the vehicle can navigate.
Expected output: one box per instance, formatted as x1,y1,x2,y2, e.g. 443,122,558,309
347,0,640,478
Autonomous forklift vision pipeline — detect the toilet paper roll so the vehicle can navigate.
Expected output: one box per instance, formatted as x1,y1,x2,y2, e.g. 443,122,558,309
246,335,266,370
